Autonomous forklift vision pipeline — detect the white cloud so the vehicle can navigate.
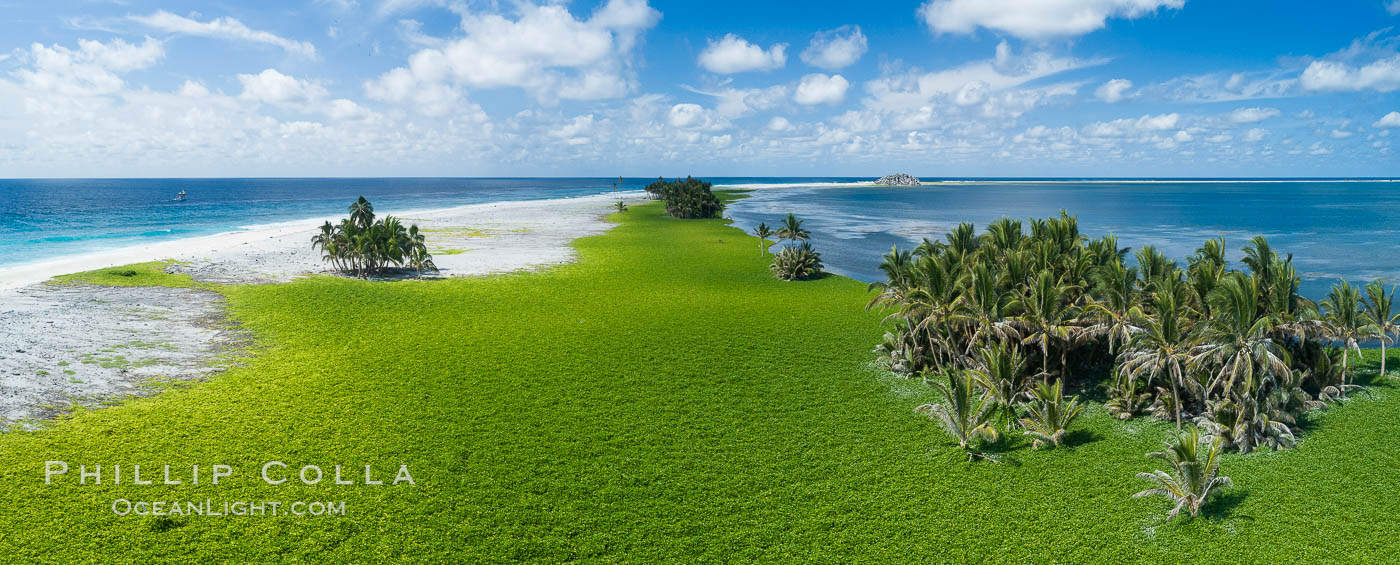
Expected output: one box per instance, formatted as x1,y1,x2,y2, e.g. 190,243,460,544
794,73,850,105
800,26,867,70
919,0,1184,39
130,11,317,58
1137,112,1179,130
1243,128,1268,142
1156,71,1297,103
1228,107,1280,123
766,116,792,131
550,114,596,141
685,84,789,118
1300,55,1400,92
697,34,786,73
1330,129,1353,139
865,41,1101,112
1095,78,1132,102
11,37,164,96
325,99,369,120
365,0,660,108
178,80,209,97
1389,0,1400,15
1374,111,1400,127
238,69,328,105
668,103,704,127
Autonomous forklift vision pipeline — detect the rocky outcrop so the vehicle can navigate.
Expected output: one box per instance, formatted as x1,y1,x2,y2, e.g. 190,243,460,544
874,173,921,186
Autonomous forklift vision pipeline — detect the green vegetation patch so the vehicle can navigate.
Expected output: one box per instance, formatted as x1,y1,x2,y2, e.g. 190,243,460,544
49,260,213,290
0,199,1397,561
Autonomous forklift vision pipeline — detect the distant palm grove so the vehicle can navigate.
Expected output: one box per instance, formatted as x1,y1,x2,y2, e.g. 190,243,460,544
644,176,725,219
311,196,437,277
866,212,1397,513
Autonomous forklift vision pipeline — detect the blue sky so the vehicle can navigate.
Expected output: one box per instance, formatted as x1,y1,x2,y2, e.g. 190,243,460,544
1,0,1398,177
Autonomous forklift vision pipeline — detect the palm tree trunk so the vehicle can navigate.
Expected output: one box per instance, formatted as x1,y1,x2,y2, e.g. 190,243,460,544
1041,341,1050,384
1169,364,1182,431
1342,348,1350,386
1382,337,1389,378
1060,346,1070,382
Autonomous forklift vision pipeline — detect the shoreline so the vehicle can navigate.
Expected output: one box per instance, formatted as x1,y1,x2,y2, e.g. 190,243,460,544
0,191,646,292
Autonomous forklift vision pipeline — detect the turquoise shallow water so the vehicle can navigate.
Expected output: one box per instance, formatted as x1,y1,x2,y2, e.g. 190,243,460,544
725,180,1400,302
0,177,852,270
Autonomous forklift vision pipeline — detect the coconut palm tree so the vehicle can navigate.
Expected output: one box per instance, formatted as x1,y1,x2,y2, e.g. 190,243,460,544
1083,259,1144,355
961,263,1019,350
969,342,1028,427
777,213,810,244
1017,379,1085,449
1321,280,1367,385
349,196,375,229
1011,270,1082,382
1191,273,1290,398
1133,426,1232,520
915,370,999,450
752,222,775,256
1119,293,1194,429
1362,279,1399,378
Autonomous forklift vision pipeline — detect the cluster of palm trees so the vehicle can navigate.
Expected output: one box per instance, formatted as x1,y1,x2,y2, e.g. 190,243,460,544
757,214,824,281
868,211,1398,454
644,176,724,219
914,343,1086,459
311,196,438,278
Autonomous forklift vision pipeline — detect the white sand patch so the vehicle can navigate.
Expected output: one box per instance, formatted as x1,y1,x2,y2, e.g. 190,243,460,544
0,284,243,428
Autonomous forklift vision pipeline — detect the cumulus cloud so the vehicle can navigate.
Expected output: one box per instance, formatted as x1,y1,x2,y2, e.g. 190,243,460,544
766,116,792,131
1095,78,1132,102
11,37,164,96
130,11,317,58
919,0,1184,39
238,69,328,105
793,73,850,105
1137,112,1179,130
698,34,787,73
365,0,660,110
1228,107,1280,123
800,26,867,70
1374,111,1400,127
1300,55,1400,92
667,103,705,127
1243,128,1268,142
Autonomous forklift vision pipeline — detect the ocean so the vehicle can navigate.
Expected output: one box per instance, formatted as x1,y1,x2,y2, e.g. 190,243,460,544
723,179,1400,302
2,177,1396,301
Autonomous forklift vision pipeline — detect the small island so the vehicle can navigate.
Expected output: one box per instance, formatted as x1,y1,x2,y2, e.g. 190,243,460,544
874,173,922,186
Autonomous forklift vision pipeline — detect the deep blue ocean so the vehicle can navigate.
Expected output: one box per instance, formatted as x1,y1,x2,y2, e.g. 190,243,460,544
2,177,1397,302
724,179,1400,302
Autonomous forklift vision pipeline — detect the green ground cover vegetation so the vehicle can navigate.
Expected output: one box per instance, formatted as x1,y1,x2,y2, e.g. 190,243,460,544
1,195,1398,561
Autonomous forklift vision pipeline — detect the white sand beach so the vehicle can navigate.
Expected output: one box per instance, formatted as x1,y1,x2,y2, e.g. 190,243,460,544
0,191,645,427
0,191,648,291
